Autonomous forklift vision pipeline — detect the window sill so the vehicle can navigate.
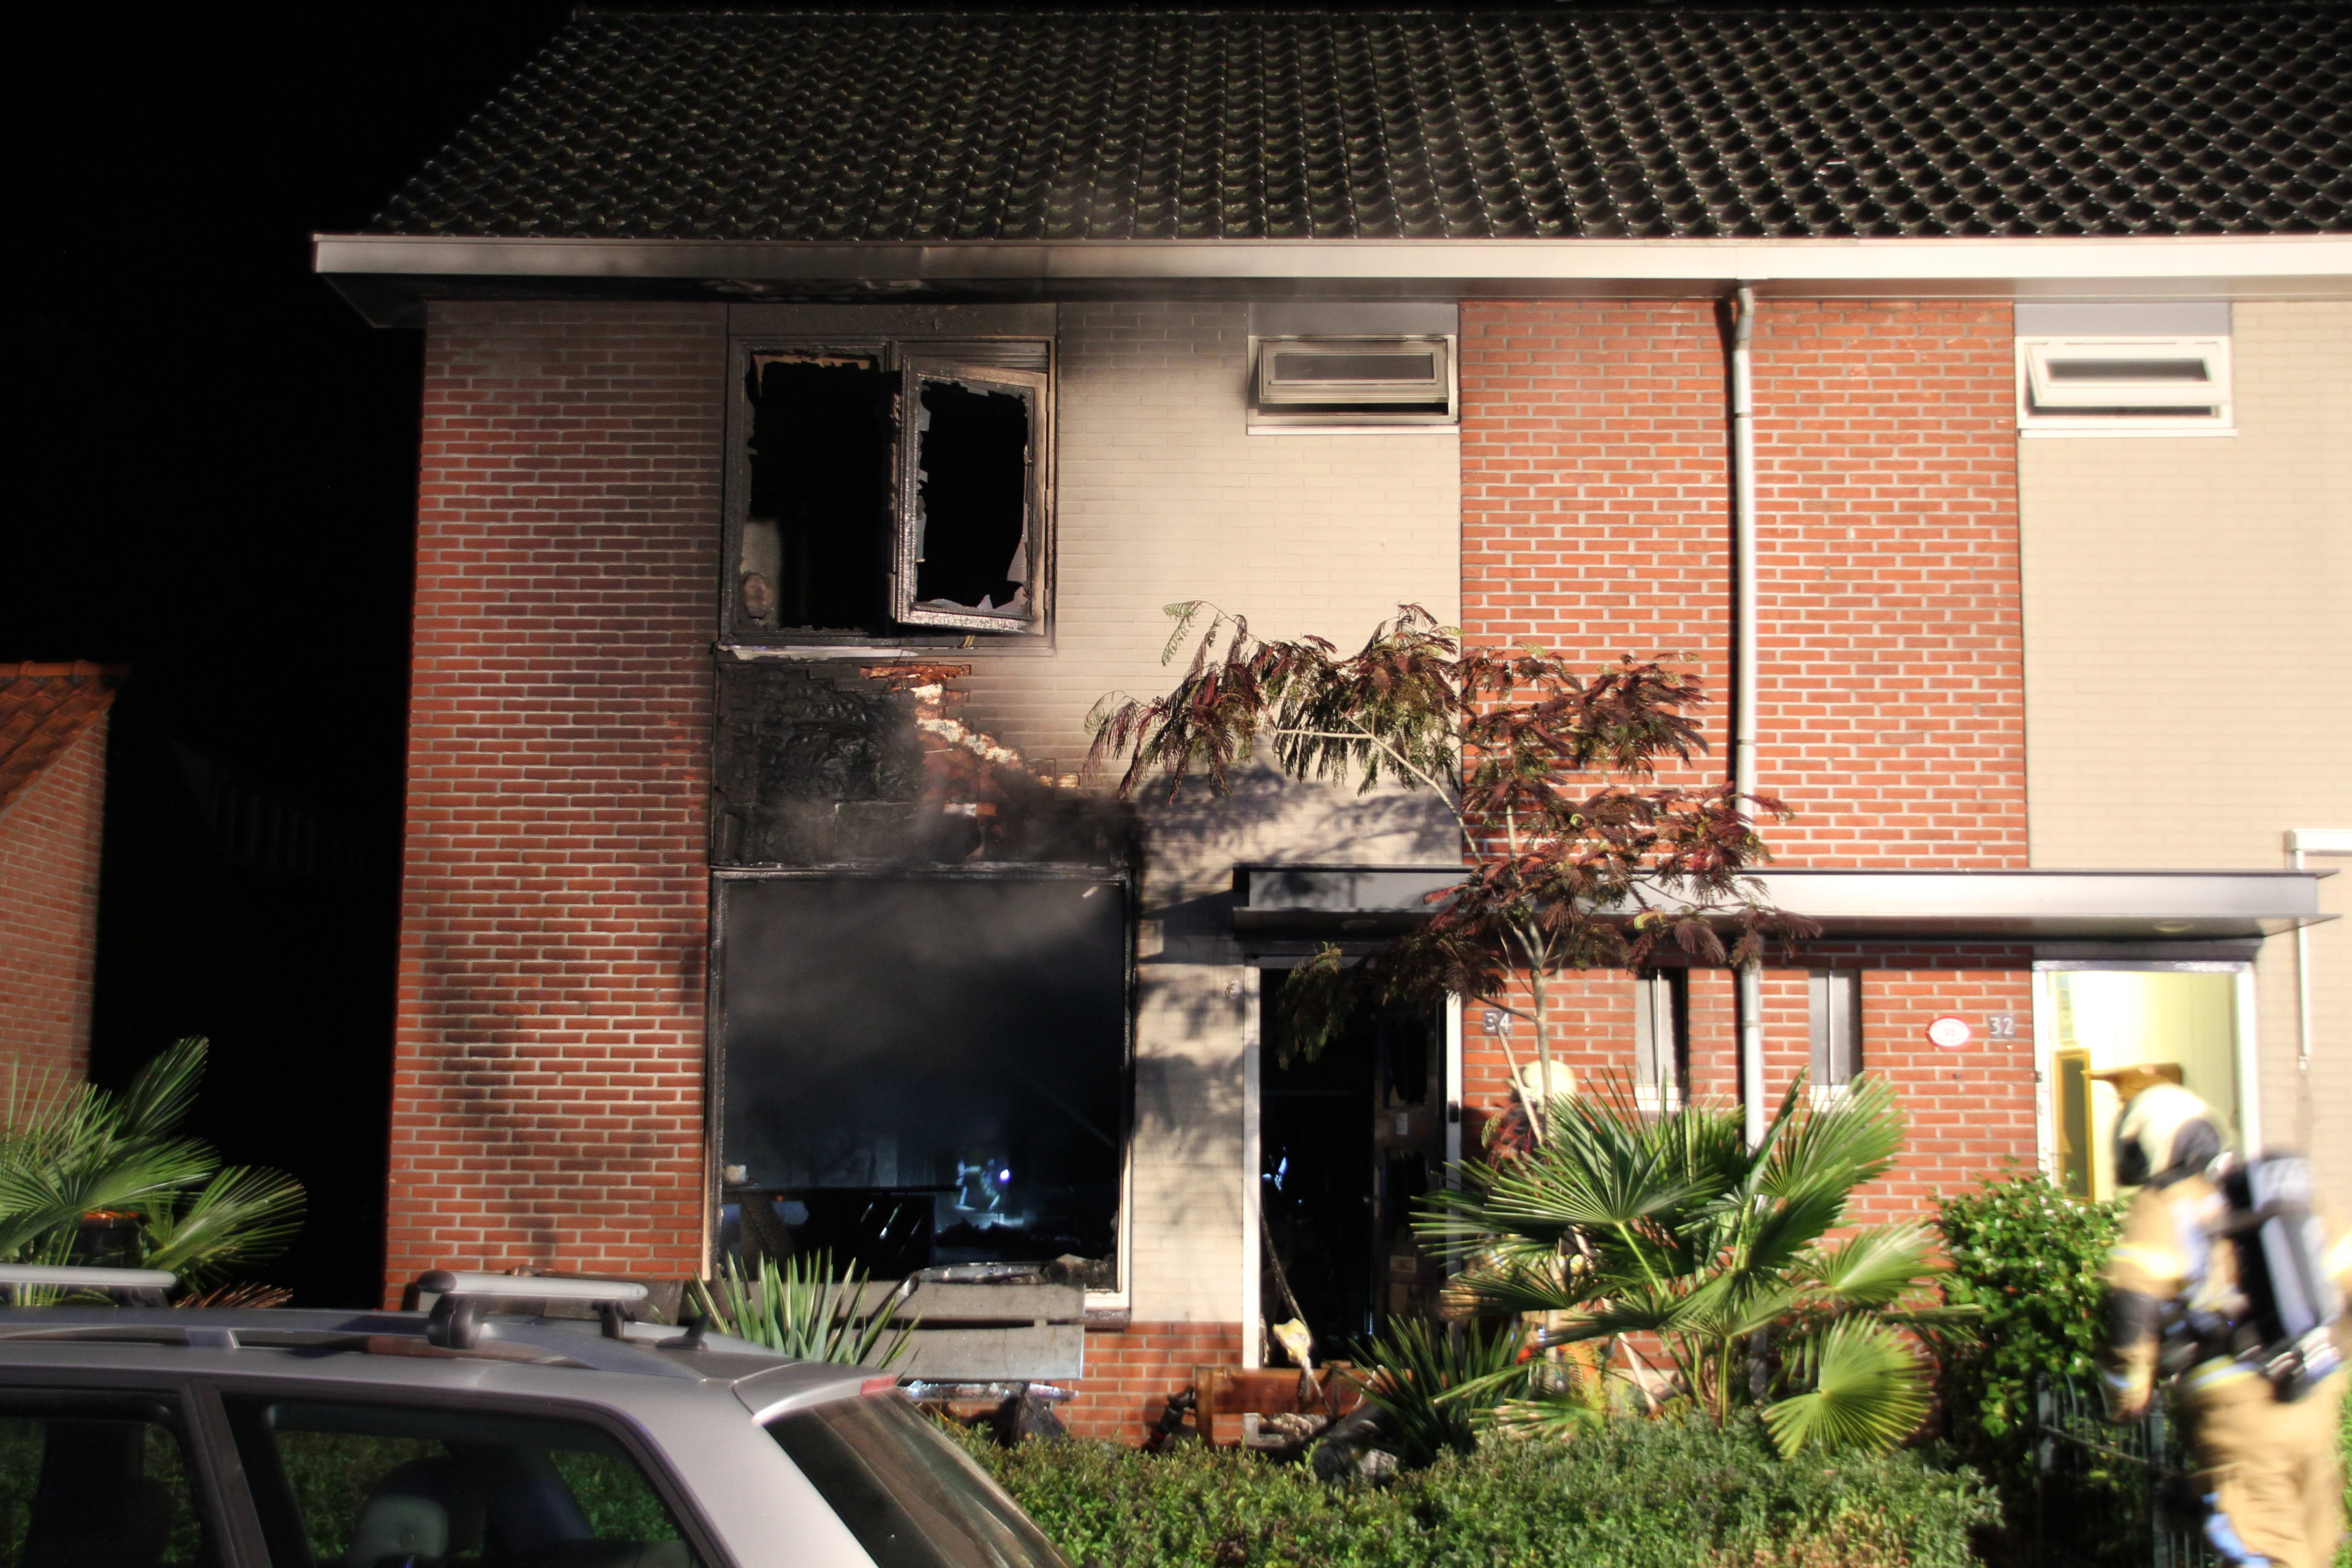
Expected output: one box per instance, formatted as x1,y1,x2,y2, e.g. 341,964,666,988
718,639,1055,662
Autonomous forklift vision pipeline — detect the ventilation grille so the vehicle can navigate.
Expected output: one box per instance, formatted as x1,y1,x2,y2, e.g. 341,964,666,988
2018,336,2232,432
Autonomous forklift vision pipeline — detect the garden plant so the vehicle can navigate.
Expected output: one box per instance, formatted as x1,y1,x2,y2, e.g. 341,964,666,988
1417,1073,1972,1454
0,1036,303,1298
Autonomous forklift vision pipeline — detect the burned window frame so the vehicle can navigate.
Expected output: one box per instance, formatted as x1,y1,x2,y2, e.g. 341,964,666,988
724,336,1056,647
707,865,1139,1306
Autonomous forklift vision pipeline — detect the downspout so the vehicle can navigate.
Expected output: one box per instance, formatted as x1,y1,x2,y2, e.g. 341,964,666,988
1730,285,1765,1149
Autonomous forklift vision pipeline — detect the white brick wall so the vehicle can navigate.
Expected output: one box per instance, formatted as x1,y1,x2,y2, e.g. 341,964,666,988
2019,300,2352,1202
960,302,1461,1320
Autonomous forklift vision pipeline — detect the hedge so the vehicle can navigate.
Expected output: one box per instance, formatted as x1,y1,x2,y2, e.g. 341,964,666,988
969,1413,1996,1568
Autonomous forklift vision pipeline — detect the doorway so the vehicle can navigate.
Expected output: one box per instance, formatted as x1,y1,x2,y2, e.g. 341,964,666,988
1256,971,1448,1363
2041,965,2245,1202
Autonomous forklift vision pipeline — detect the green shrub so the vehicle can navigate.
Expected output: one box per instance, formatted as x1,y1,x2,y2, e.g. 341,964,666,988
969,1413,1994,1568
1932,1171,2122,1486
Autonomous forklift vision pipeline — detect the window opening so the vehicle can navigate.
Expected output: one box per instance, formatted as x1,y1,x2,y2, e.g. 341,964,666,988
221,1396,705,1568
1633,968,1689,1112
897,366,1043,628
1808,970,1862,1094
1,1392,216,1566
736,341,1050,641
743,350,896,633
717,875,1126,1290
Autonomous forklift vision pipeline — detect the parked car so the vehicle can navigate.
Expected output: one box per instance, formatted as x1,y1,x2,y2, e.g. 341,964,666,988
0,1265,1066,1568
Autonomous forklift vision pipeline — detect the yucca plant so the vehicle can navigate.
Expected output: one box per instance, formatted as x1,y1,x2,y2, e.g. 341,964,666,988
0,1038,304,1298
1343,1316,1592,1468
1416,1074,1973,1455
691,1251,921,1369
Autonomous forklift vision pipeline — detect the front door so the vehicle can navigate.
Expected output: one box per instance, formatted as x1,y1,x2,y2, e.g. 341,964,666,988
1258,973,1447,1363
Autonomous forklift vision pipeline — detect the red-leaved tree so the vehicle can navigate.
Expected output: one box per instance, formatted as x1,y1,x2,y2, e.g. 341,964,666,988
1086,603,1810,1145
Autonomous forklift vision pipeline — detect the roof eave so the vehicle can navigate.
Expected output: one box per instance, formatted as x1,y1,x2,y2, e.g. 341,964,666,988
314,234,2352,326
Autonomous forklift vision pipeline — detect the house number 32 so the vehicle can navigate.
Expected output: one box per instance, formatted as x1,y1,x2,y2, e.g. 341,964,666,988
1985,1012,2018,1040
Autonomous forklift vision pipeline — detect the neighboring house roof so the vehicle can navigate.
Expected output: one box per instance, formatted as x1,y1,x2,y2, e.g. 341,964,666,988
374,7,2348,244
0,663,125,818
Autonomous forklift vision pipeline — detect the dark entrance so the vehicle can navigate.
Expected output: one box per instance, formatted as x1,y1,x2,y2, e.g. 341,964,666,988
1257,971,1448,1363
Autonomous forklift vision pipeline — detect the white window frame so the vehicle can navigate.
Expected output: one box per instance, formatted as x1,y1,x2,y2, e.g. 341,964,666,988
1807,970,1863,1106
1633,969,1687,1114
2015,335,2234,437
1246,335,1460,434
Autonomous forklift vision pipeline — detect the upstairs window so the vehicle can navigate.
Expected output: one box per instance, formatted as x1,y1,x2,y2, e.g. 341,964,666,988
2016,336,2233,434
731,339,1051,642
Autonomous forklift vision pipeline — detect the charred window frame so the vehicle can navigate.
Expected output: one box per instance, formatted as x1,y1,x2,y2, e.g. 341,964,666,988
726,338,1054,646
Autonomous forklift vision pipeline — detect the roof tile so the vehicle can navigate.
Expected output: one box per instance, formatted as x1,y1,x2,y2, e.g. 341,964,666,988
371,8,2351,242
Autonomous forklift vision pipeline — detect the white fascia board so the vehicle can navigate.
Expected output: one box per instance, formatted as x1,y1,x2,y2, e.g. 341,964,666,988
314,233,2352,300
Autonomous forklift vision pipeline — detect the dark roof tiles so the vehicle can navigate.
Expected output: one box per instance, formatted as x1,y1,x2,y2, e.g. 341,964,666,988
372,8,2352,243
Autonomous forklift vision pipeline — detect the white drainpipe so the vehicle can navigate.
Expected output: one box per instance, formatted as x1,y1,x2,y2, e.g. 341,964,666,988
2286,828,2352,1091
1731,285,1765,1148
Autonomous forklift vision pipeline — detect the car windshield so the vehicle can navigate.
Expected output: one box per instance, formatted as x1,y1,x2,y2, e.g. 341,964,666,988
764,1395,1065,1568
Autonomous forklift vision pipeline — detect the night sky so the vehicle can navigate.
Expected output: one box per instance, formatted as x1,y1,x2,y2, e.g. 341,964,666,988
13,6,573,1305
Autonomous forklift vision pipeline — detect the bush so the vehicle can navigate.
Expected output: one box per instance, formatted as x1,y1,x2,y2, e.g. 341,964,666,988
969,1414,1995,1568
1933,1172,2122,1486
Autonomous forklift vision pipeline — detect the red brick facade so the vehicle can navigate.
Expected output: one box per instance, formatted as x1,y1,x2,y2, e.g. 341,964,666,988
380,295,2041,1433
1457,299,2038,1210
1063,1321,1248,1441
386,303,725,1298
0,711,110,1081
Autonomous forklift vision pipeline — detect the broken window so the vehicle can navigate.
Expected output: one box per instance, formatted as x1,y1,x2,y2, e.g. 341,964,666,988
734,341,1050,640
716,873,1126,1290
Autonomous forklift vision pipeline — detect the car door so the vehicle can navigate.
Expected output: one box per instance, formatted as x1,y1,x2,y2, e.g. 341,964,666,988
0,1379,261,1567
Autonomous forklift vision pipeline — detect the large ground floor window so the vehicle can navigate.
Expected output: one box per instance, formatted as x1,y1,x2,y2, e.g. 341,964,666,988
715,872,1129,1290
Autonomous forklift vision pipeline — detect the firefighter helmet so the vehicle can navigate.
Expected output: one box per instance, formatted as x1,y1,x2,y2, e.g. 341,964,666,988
2114,1081,2226,1189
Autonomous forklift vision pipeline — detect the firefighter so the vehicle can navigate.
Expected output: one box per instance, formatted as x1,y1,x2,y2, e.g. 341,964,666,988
2097,1079,2351,1568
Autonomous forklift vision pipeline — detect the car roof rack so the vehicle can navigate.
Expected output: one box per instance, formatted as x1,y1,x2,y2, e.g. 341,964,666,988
415,1270,653,1350
0,1264,177,1306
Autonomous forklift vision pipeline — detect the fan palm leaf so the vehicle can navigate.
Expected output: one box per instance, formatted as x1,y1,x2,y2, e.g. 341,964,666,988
1761,1317,1932,1455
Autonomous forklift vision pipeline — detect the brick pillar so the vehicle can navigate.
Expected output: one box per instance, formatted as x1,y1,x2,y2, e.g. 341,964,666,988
388,303,723,1298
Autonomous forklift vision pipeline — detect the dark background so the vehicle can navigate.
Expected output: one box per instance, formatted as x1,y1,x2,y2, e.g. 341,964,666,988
10,6,575,1306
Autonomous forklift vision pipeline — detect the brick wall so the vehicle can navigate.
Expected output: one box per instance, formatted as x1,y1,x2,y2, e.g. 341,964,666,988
1063,1320,1246,1442
1458,299,2034,1207
0,714,108,1080
388,302,725,1298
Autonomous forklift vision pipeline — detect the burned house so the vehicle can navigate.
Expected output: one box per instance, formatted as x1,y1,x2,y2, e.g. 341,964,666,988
318,9,2351,1437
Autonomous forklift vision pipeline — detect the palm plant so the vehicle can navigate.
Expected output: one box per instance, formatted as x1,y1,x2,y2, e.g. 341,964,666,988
1343,1316,1591,1468
691,1251,921,1369
0,1038,304,1295
1415,1074,1972,1455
